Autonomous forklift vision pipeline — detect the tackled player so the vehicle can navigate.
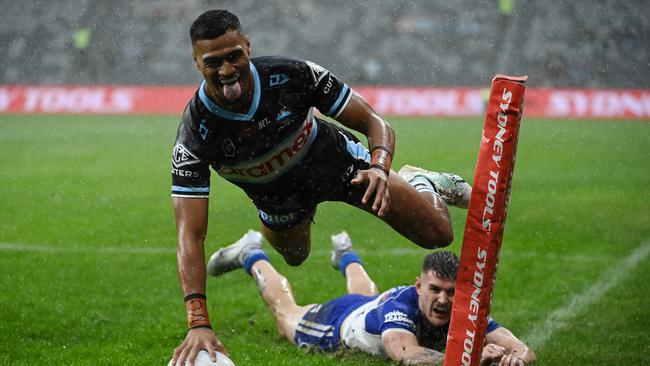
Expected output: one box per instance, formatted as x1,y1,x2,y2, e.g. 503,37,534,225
206,231,536,365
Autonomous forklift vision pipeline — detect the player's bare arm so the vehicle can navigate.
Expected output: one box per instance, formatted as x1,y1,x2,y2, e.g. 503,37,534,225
485,327,536,364
172,197,226,365
336,91,395,216
382,331,445,366
173,197,210,297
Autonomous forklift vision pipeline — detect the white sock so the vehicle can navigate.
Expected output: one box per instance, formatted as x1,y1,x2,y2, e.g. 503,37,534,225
411,175,438,195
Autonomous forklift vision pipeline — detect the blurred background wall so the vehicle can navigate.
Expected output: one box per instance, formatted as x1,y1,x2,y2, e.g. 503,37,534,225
1,0,648,87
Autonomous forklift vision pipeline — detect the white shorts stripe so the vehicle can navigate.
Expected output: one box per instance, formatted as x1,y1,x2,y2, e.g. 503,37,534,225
296,324,334,338
298,319,334,332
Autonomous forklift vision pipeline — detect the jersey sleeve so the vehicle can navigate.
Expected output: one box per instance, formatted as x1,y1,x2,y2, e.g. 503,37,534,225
171,113,211,198
302,60,353,119
377,287,419,336
486,316,501,333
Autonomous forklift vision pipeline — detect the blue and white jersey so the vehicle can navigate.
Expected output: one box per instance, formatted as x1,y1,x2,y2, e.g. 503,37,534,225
340,286,419,357
339,286,500,357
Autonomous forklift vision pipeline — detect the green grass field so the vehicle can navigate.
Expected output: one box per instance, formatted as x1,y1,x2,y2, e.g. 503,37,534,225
1,114,649,365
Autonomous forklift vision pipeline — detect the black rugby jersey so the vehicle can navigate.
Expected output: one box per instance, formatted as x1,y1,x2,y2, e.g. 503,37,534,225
171,56,353,198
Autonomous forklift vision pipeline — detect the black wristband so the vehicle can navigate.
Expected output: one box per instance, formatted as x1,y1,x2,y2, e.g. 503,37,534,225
189,324,213,330
184,293,207,302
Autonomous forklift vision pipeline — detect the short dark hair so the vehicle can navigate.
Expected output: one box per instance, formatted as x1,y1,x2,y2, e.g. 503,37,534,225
422,251,459,280
190,10,243,43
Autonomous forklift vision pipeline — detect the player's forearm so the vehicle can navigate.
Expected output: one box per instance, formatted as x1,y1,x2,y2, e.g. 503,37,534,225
337,92,395,153
384,332,445,366
176,234,214,330
385,341,444,366
172,197,211,329
363,112,395,152
172,197,210,295
176,234,208,295
338,93,395,175
397,346,445,366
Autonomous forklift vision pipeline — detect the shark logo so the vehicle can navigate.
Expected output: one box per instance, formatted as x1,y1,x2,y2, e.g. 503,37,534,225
276,108,292,122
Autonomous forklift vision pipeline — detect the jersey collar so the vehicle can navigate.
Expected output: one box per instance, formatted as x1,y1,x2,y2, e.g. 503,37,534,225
198,62,261,121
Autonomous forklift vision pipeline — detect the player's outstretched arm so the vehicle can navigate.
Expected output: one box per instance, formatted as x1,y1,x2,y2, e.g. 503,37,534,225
336,91,395,216
382,331,445,366
171,197,227,365
485,327,536,365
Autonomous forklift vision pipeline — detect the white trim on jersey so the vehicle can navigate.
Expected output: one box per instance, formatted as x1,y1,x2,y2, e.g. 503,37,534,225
332,90,353,119
170,194,209,199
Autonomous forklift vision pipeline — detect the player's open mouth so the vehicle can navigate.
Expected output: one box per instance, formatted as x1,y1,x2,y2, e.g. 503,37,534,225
220,74,240,85
433,306,450,315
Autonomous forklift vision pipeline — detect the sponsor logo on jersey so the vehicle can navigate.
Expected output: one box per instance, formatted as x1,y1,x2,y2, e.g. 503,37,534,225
384,310,414,327
258,117,272,130
221,138,236,157
323,75,334,94
172,144,201,167
269,73,290,88
172,168,200,178
306,61,329,86
218,111,318,183
259,210,298,225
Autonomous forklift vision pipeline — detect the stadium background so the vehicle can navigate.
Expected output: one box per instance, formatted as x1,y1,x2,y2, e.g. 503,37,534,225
2,0,648,87
1,1,649,365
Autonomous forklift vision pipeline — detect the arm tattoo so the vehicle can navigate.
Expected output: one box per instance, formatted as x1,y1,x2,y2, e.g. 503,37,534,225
402,349,445,366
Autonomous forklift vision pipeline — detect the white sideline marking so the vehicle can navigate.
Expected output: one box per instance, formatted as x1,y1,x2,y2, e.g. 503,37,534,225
523,238,650,350
0,241,612,263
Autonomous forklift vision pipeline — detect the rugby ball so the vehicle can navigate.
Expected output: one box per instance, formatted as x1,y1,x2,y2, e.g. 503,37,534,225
167,350,235,366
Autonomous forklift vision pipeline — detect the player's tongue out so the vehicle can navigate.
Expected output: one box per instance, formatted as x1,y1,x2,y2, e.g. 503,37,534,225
221,74,242,101
223,81,242,101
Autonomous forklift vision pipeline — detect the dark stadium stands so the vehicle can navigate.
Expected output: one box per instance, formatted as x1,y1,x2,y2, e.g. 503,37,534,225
1,0,647,87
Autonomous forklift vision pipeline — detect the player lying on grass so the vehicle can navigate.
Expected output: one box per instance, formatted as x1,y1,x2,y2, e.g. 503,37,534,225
205,230,536,366
171,9,472,363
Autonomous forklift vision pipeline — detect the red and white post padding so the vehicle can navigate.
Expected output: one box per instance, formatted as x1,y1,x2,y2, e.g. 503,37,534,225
443,74,527,366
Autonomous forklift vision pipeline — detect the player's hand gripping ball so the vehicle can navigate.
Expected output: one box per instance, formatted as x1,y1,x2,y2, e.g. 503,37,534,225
168,350,235,366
